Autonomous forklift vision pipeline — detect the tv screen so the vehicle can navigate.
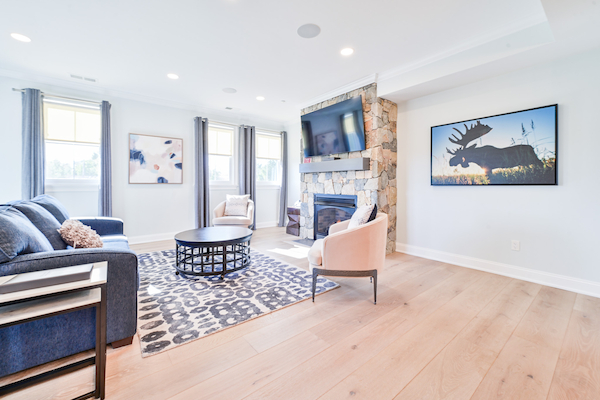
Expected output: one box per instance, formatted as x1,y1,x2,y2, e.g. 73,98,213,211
301,96,366,157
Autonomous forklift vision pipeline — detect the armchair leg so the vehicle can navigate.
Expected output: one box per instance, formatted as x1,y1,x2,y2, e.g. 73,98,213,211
311,267,378,304
373,270,377,305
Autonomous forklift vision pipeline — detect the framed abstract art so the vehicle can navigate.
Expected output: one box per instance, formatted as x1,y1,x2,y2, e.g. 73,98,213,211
129,133,183,184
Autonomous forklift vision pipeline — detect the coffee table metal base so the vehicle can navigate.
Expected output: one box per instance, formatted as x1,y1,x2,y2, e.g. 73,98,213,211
175,241,251,279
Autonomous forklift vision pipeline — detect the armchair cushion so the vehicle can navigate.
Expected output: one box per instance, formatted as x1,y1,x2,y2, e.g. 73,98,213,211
348,204,377,229
213,216,252,226
0,207,54,263
308,239,324,266
12,202,68,250
224,194,250,216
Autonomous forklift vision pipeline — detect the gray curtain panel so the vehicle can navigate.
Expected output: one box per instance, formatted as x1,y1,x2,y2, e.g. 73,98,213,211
21,88,45,200
195,117,210,228
278,131,288,227
99,101,112,217
239,125,256,230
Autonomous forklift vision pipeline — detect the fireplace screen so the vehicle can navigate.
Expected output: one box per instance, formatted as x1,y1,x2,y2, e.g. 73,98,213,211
313,194,357,239
316,207,354,238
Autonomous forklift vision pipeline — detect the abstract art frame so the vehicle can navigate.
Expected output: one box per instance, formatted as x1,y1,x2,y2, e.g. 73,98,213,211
431,104,558,186
129,133,183,184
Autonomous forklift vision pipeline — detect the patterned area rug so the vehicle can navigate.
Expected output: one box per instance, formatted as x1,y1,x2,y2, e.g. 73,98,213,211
136,249,339,357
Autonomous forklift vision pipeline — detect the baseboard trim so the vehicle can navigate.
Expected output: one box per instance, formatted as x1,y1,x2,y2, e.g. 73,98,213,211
396,242,600,298
128,232,178,245
256,221,279,229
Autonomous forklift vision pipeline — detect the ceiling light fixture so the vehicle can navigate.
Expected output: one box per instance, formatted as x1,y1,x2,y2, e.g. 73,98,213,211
341,48,354,56
167,73,179,80
297,24,321,39
11,33,31,42
222,87,237,93
256,96,265,101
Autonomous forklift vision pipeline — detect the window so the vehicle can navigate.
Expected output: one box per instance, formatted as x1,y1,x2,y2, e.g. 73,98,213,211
43,100,101,182
208,125,234,184
256,132,281,184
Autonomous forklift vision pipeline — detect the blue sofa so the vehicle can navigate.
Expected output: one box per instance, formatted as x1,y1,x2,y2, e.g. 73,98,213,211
0,195,138,378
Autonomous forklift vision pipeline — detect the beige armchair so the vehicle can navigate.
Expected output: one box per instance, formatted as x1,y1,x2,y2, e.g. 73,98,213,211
213,199,254,228
308,213,388,304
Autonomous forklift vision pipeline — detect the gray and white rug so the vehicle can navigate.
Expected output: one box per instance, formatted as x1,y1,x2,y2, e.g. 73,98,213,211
136,249,338,357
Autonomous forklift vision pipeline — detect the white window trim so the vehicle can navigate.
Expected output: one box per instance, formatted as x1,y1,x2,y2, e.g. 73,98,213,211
256,130,283,187
45,178,100,193
209,124,238,188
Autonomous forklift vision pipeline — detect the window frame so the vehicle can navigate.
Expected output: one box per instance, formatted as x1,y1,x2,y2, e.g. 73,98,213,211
42,98,102,192
208,123,238,188
255,131,283,187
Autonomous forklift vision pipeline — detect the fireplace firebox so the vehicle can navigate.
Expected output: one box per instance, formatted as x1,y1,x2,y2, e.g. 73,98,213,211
314,194,357,240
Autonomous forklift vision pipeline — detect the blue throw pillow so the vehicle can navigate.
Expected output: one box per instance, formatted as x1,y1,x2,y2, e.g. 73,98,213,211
368,204,378,222
30,195,70,224
0,207,54,263
12,202,68,250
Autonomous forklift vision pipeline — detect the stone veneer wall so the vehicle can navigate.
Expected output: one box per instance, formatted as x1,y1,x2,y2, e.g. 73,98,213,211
299,83,398,254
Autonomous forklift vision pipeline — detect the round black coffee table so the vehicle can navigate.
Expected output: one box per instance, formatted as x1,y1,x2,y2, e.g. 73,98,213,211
174,227,253,279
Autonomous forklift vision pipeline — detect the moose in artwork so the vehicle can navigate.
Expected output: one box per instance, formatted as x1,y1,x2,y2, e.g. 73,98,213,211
431,105,557,185
446,121,542,174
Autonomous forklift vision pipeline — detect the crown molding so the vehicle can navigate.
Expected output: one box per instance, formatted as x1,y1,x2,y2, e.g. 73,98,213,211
296,73,378,111
378,13,549,82
0,68,286,130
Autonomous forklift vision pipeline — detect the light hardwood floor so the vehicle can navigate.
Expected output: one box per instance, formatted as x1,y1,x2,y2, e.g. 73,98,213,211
2,227,599,399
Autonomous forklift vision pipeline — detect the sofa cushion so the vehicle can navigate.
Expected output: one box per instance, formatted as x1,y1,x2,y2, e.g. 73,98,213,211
308,239,324,266
12,202,68,250
224,194,250,216
30,195,70,224
0,207,54,263
101,235,130,251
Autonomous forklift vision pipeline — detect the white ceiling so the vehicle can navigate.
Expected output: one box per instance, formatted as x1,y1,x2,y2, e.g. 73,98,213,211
1,0,599,124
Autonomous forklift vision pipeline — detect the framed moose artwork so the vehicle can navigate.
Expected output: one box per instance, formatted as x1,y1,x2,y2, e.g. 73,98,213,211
431,105,557,185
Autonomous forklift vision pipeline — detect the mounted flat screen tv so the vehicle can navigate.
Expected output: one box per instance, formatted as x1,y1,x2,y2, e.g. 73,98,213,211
301,96,366,157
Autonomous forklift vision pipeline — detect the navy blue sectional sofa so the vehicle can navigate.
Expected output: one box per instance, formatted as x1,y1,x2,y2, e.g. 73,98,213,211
0,195,138,378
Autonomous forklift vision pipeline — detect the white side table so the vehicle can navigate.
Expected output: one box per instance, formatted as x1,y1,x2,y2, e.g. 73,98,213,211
0,262,108,400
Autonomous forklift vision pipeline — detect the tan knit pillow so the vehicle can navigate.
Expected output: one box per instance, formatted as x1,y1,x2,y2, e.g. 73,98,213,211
58,219,103,249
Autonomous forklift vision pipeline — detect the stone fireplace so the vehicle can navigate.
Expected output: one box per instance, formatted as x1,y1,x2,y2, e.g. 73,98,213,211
299,83,398,254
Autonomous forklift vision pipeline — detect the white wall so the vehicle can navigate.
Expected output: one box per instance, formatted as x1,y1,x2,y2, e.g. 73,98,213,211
395,47,600,295
0,75,284,243
285,120,302,207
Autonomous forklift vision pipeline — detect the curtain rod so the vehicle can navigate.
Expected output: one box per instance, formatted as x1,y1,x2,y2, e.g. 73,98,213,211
12,88,102,106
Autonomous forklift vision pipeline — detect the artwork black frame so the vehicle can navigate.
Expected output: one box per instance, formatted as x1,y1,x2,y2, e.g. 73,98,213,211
430,104,558,186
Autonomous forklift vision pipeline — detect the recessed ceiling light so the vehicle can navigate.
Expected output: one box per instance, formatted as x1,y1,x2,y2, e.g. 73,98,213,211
297,24,321,39
11,33,31,43
223,87,237,94
341,48,354,56
167,73,179,80
256,96,265,101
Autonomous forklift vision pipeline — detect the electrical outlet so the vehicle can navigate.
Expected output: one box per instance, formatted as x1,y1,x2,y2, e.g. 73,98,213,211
511,240,520,251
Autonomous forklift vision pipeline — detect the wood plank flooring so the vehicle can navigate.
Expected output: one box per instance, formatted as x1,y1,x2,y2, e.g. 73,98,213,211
2,227,599,400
